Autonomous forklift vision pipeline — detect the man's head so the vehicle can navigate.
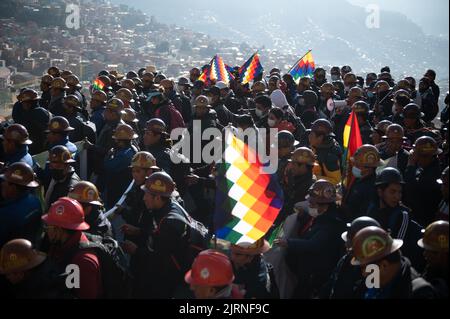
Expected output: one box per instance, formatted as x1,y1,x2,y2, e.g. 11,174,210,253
424,69,437,82
351,226,404,288
45,116,74,145
351,145,383,178
289,147,315,177
41,75,54,92
47,145,75,181
277,130,297,158
41,197,89,244
0,124,32,155
144,118,168,147
375,167,405,208
189,67,201,84
185,250,235,299
68,181,103,216
308,119,334,147
130,152,159,186
0,162,39,200
194,95,211,118
254,95,272,118
141,172,175,210
90,90,107,110
49,77,68,97
104,98,125,123
413,136,440,168
0,239,47,285
306,180,337,217
230,239,269,269
383,124,406,154
418,221,448,271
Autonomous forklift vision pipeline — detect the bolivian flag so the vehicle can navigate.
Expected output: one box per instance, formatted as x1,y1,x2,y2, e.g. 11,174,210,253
342,110,363,188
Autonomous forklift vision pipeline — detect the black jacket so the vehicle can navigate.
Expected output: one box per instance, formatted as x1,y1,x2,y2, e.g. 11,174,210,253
233,255,274,299
321,253,362,299
404,159,442,227
44,170,81,209
130,199,197,298
85,206,113,238
343,173,377,221
286,206,346,298
368,203,426,272
354,257,436,299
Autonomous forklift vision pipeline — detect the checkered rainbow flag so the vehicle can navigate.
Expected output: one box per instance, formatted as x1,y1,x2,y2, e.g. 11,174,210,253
198,55,234,86
214,132,283,245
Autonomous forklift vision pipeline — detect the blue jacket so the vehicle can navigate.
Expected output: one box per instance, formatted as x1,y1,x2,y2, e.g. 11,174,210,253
91,107,106,133
0,192,42,247
102,146,136,209
3,145,34,168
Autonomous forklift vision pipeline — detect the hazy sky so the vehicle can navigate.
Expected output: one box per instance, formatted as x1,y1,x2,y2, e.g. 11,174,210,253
348,0,449,36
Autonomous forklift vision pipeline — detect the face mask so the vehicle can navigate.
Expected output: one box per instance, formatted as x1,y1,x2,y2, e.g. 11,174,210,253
367,91,374,99
268,119,276,127
50,169,66,181
308,207,320,218
352,166,363,178
255,108,264,118
331,75,340,82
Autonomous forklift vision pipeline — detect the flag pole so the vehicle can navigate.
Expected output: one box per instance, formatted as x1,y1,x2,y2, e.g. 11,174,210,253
288,49,312,74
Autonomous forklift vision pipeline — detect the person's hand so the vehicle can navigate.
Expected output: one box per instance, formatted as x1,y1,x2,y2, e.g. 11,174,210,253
273,239,288,248
407,149,418,166
120,224,141,236
121,240,138,255
185,174,200,186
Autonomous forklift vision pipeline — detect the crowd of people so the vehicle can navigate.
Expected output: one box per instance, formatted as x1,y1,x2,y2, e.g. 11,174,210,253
0,63,448,299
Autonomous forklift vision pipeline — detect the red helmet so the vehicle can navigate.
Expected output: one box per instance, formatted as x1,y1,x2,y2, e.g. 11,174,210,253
41,197,90,231
185,249,234,287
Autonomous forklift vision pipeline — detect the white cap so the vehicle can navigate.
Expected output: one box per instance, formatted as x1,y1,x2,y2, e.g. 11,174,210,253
216,81,228,90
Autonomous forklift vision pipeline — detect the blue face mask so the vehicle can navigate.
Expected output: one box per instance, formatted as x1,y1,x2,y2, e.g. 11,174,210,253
367,91,374,99
352,166,363,178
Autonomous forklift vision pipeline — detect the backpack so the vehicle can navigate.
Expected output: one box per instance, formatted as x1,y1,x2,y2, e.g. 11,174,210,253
155,103,185,132
81,120,97,144
77,233,131,299
166,201,210,264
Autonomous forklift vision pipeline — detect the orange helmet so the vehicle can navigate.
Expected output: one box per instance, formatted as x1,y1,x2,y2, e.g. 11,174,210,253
351,145,383,168
46,116,75,133
0,124,32,145
417,220,448,253
68,181,103,207
130,151,159,170
0,162,39,188
41,197,90,231
112,123,138,140
185,250,234,287
351,226,403,266
0,239,47,275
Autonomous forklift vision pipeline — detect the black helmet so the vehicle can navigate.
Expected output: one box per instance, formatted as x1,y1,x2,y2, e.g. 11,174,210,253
126,71,138,79
403,103,424,119
341,216,381,246
303,90,318,107
375,167,405,186
277,130,298,148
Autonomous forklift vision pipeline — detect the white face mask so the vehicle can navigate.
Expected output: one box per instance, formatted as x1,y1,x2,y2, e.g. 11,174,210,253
255,108,264,118
308,207,320,218
268,119,276,127
352,166,363,178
